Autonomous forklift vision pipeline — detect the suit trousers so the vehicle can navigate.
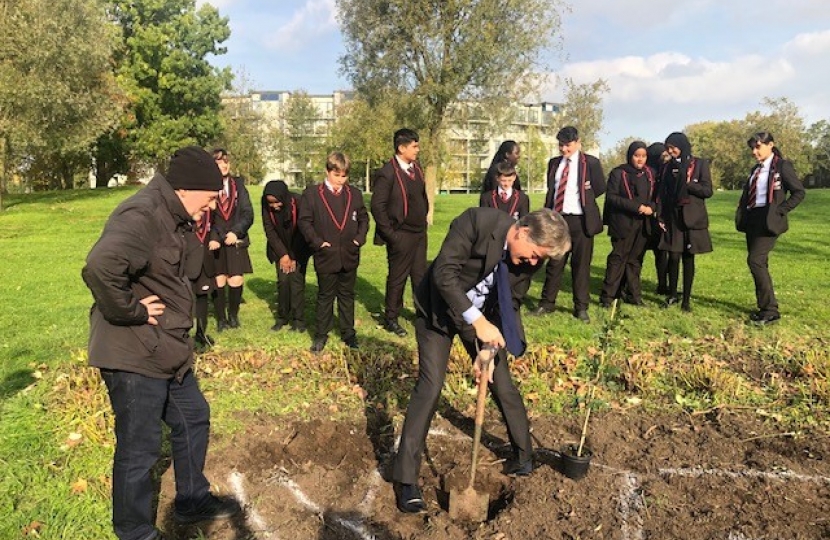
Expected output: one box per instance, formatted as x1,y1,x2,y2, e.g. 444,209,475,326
101,369,211,540
315,268,357,340
745,209,779,315
276,258,308,325
384,230,427,321
540,214,594,312
393,317,532,485
601,224,648,303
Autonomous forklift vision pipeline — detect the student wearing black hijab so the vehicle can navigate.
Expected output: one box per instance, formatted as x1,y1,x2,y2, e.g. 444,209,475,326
482,140,522,192
657,132,713,312
599,141,656,306
262,180,311,332
645,142,670,294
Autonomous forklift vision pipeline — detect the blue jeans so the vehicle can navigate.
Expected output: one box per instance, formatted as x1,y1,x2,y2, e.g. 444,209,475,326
101,369,212,540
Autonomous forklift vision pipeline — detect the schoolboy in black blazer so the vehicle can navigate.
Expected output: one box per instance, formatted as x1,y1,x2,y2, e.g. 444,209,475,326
479,161,530,221
534,126,606,322
371,128,429,337
299,152,369,352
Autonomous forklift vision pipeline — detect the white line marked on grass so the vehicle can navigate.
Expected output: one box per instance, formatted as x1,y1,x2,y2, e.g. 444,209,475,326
618,473,644,540
659,467,830,484
268,469,377,540
227,471,273,536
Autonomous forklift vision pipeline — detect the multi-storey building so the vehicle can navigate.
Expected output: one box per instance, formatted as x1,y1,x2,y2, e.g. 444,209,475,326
230,90,562,192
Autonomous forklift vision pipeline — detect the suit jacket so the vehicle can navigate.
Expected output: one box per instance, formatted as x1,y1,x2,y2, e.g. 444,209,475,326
262,193,310,263
603,166,656,239
212,176,254,243
298,184,369,274
735,156,805,235
479,189,530,220
658,157,713,230
543,152,606,236
370,159,428,245
415,208,534,353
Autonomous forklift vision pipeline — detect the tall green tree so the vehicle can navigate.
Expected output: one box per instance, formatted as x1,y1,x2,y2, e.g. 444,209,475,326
95,0,232,183
599,136,648,176
744,97,809,177
806,119,830,187
0,0,123,204
214,74,269,183
559,77,610,152
686,120,748,189
336,0,564,222
282,91,327,188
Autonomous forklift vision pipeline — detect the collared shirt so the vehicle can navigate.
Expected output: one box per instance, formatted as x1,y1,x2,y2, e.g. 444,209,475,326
556,151,583,215
222,178,230,199
395,155,415,176
461,249,507,324
498,187,513,200
753,154,774,207
324,179,343,194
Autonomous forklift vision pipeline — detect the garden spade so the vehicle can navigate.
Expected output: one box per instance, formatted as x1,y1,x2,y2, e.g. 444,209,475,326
448,346,496,522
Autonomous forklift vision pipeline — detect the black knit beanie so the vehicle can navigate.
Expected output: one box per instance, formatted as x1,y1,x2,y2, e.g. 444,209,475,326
167,146,223,191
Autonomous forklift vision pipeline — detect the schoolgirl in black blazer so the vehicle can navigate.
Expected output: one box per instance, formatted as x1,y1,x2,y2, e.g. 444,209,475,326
599,141,656,306
657,132,712,312
735,131,805,324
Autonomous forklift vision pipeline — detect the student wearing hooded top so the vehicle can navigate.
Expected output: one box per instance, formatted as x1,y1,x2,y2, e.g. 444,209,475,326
211,148,254,331
479,161,530,220
371,128,429,337
262,180,311,332
735,132,805,325
599,141,656,307
300,152,370,353
657,132,713,312
82,146,240,540
533,126,606,323
481,140,522,192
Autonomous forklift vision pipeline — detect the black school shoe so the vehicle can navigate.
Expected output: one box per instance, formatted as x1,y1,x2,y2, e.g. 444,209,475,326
753,312,781,326
310,336,327,353
383,318,407,337
173,494,241,524
343,335,359,350
503,459,534,477
395,483,426,514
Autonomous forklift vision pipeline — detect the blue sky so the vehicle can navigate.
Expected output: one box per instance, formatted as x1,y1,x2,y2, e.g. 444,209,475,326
202,0,830,152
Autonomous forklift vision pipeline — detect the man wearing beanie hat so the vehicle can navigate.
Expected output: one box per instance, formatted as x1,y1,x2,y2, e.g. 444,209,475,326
82,145,240,540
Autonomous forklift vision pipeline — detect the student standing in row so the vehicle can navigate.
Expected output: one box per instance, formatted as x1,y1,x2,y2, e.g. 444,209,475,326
735,132,805,325
191,211,218,352
534,126,606,323
299,152,369,353
479,161,530,220
599,141,656,307
645,142,670,294
262,180,311,333
482,140,522,192
658,132,712,312
211,149,254,330
371,129,429,338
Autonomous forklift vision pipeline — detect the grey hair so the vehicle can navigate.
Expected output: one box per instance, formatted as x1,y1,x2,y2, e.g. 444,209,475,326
516,209,571,260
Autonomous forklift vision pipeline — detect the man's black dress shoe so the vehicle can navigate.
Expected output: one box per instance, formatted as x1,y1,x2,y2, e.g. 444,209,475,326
395,483,426,513
753,312,781,326
503,459,533,477
310,336,327,353
173,494,241,524
531,305,554,316
383,318,407,337
343,335,359,349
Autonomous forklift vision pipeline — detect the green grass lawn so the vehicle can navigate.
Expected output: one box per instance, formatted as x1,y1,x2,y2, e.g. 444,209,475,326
1,186,829,538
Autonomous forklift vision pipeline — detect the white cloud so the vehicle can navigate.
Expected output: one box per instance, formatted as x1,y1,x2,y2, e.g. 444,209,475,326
265,0,338,51
547,29,830,150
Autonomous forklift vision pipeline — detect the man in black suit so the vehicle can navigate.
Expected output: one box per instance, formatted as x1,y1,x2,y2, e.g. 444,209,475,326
534,126,606,323
371,128,429,337
392,207,571,513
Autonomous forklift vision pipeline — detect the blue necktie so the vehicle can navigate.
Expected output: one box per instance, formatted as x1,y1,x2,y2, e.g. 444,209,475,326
496,258,525,356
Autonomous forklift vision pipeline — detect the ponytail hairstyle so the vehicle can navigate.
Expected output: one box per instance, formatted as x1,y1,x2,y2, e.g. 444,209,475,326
747,132,782,157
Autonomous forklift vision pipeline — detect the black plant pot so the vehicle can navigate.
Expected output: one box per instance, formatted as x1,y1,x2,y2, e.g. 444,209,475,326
559,444,592,480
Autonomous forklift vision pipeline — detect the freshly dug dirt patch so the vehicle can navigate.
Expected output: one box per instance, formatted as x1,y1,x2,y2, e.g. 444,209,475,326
157,409,830,540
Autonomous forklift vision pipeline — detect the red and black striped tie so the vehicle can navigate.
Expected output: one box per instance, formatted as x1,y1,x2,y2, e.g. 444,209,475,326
747,165,761,209
554,159,570,213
